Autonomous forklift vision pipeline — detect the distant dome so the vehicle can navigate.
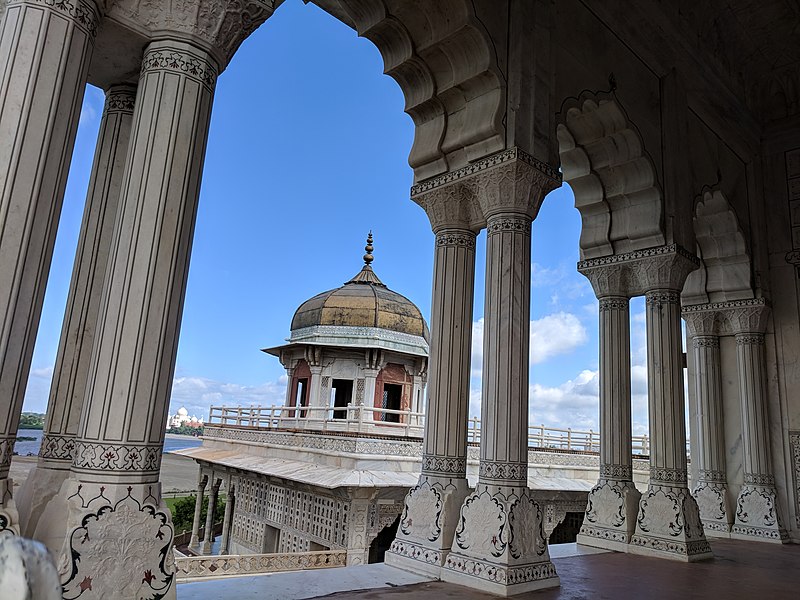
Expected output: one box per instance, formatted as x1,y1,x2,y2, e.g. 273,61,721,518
285,234,429,356
177,407,188,416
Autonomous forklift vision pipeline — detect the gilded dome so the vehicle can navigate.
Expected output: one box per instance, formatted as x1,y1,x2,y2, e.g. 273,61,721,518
289,234,429,345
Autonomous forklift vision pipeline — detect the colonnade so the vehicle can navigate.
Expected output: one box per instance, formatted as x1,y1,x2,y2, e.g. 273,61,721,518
187,473,235,556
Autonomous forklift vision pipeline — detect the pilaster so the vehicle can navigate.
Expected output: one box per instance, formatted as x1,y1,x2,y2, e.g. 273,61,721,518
189,474,208,549
17,84,136,538
387,194,476,576
219,484,235,555
682,307,731,536
0,0,102,534
441,150,560,596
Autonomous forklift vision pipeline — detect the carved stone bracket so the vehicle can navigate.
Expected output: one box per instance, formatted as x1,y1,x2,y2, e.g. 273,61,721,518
682,298,770,336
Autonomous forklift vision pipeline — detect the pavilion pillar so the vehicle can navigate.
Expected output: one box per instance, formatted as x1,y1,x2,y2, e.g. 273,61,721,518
0,0,102,534
682,307,731,536
441,151,560,596
18,84,136,538
220,483,235,555
309,365,323,411
201,478,221,554
726,302,788,543
189,474,208,549
36,39,218,600
575,276,640,551
630,247,712,561
387,181,477,576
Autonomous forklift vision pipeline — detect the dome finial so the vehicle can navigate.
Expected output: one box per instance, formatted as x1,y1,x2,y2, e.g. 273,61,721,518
363,231,374,266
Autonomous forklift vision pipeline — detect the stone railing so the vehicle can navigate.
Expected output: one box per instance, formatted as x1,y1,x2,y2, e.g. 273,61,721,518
208,405,688,455
174,549,348,582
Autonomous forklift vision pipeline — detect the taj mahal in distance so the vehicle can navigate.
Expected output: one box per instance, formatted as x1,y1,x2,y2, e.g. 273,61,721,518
0,1,799,599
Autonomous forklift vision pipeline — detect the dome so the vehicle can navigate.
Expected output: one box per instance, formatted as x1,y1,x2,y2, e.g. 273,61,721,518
282,234,429,356
177,407,188,416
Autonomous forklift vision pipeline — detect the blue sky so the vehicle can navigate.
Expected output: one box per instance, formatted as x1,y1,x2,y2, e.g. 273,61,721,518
23,0,652,435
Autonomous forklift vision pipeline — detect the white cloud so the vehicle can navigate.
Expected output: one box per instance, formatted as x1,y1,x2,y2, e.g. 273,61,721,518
169,375,287,421
529,369,599,430
530,312,588,364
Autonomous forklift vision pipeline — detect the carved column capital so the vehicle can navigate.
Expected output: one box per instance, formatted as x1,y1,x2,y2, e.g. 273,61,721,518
413,182,482,233
681,305,722,337
578,262,634,298
721,298,770,335
109,0,280,69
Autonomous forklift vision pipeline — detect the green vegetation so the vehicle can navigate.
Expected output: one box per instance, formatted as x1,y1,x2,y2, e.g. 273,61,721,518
168,494,225,535
18,413,45,430
16,436,37,442
166,425,204,436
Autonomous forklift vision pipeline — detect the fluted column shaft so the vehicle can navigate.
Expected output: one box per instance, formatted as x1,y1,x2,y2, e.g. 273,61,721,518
421,228,476,479
598,297,632,476
692,336,725,478
189,475,208,548
220,485,235,555
0,0,100,532
72,39,216,485
202,479,220,554
478,213,532,485
17,85,136,536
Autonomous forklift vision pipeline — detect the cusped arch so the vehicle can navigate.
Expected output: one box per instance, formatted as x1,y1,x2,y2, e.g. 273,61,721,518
556,96,664,260
311,0,505,181
682,190,753,305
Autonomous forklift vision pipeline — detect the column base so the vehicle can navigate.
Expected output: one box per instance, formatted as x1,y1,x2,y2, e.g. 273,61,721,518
692,481,732,537
55,479,177,600
629,485,713,562
731,485,789,543
440,485,559,597
577,479,640,551
385,477,470,578
15,461,71,537
0,478,19,535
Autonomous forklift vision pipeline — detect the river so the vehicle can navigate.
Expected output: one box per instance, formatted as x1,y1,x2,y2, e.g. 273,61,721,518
13,429,202,456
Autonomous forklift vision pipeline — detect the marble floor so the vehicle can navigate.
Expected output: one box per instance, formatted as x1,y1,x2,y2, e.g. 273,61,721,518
177,539,799,599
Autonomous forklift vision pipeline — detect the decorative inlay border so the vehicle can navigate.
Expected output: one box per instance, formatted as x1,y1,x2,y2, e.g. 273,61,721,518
736,334,765,346
646,291,681,305
682,298,768,314
422,454,466,476
436,231,476,249
577,243,699,271
289,325,429,355
411,147,561,197
72,441,162,473
443,555,558,586
790,432,800,528
10,0,100,36
39,433,76,461
649,467,688,484
743,472,775,486
486,215,531,235
693,336,720,348
141,47,218,89
104,88,136,113
697,469,726,483
599,298,629,311
479,460,528,482
599,463,632,480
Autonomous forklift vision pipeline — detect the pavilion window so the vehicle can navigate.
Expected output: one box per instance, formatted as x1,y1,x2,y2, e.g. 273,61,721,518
381,384,402,423
330,379,353,419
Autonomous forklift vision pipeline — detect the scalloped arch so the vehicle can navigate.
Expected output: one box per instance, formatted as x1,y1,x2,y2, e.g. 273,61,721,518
310,0,505,181
556,97,665,260
682,190,753,304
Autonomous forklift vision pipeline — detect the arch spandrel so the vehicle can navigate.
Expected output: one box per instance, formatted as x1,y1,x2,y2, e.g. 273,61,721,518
683,190,754,305
557,96,665,260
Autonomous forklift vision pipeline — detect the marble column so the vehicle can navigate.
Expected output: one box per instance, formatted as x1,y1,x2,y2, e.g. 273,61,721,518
309,365,323,410
442,152,560,596
387,200,477,576
189,474,208,549
630,254,712,560
727,302,788,542
17,84,136,538
220,484,235,555
47,39,217,600
0,0,101,534
202,479,221,554
576,292,640,550
682,307,731,535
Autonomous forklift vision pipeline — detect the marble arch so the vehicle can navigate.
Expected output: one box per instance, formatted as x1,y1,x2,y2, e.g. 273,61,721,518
557,96,665,260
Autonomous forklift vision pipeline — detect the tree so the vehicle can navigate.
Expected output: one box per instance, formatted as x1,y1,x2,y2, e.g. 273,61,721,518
170,494,226,534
